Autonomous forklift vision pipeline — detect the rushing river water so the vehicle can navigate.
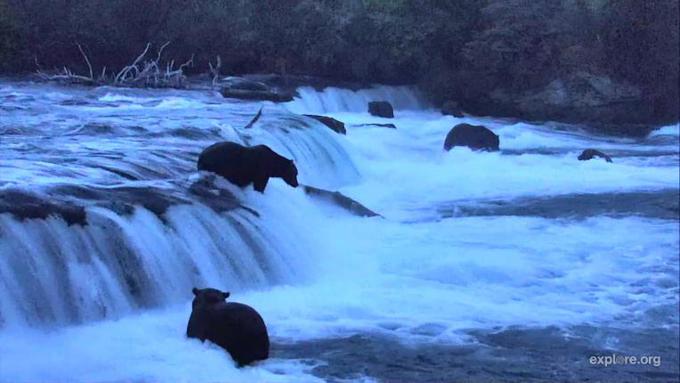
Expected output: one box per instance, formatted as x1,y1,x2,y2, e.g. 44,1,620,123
0,80,678,382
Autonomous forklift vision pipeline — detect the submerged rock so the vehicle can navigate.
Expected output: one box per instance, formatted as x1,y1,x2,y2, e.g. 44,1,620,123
0,182,250,227
303,185,380,217
444,123,499,151
238,73,368,93
222,77,270,91
220,76,293,102
368,101,394,118
303,114,346,134
355,123,397,130
578,149,613,163
0,189,86,226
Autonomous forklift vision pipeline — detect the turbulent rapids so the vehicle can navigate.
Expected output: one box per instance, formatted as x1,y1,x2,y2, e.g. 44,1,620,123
0,83,359,329
0,80,678,382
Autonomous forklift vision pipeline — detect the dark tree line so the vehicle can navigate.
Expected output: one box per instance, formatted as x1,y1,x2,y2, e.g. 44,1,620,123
0,0,677,126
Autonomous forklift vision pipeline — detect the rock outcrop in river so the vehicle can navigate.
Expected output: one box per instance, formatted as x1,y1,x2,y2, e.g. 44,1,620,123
444,124,499,152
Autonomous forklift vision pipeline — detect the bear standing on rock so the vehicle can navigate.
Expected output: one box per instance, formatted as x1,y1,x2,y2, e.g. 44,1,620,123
198,141,299,193
187,288,270,366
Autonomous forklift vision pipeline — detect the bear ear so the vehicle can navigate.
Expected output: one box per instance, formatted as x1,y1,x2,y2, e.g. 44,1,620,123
192,287,199,296
222,291,230,300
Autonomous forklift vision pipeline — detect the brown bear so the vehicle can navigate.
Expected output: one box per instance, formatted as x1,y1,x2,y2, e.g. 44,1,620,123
197,141,299,193
186,288,270,366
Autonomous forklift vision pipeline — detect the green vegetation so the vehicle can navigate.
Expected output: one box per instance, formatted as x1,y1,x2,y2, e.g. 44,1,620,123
0,0,20,71
1,0,677,128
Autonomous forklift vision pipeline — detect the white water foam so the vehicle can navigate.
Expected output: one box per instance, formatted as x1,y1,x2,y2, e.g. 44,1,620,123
327,112,679,219
285,85,429,115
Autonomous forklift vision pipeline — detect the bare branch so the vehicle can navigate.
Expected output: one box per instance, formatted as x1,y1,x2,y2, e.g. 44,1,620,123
178,54,194,72
76,43,94,81
156,41,171,63
209,55,222,87
115,43,151,84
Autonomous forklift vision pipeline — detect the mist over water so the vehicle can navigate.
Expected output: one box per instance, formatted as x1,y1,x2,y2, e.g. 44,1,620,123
0,81,678,382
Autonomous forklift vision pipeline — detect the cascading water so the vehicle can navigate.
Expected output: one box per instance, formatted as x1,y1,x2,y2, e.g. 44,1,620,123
0,80,678,382
0,82,359,329
285,85,429,114
0,202,308,328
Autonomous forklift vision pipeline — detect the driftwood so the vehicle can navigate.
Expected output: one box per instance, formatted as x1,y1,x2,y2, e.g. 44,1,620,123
36,43,102,84
37,42,194,88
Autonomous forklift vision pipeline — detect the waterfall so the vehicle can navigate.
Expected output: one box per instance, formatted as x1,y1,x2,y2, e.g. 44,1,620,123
0,195,317,328
285,85,429,114
0,82,365,329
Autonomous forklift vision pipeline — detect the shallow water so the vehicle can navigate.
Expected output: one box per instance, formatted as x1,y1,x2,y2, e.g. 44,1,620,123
0,80,678,382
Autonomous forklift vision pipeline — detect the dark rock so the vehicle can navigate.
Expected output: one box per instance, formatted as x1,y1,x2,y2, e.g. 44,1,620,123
444,123,499,151
0,180,252,227
303,115,346,134
52,184,187,223
517,72,644,127
198,141,299,193
187,176,246,214
368,101,394,118
0,189,86,226
355,123,397,130
223,77,270,92
441,100,464,117
220,76,293,102
220,88,293,102
461,72,664,137
303,186,380,217
187,288,269,366
241,74,369,94
578,149,613,163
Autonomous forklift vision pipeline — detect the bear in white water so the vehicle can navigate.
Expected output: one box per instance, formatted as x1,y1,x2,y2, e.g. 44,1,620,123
186,288,270,366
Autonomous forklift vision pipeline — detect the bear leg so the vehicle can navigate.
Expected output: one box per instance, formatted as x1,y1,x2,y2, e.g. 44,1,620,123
253,177,269,193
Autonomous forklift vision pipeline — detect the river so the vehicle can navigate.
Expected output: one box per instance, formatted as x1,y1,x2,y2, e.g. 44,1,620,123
0,80,678,382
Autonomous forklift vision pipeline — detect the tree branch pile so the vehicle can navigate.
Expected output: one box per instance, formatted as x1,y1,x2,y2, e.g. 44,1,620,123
37,42,194,88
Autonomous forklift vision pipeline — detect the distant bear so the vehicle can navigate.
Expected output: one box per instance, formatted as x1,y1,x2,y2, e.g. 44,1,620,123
187,288,270,366
578,148,613,163
197,141,299,193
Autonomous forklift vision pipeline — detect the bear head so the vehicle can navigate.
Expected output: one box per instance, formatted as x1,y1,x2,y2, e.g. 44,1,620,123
192,287,230,309
281,159,299,188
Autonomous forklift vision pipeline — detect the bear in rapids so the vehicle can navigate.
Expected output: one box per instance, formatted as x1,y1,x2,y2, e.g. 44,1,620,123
186,288,270,366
